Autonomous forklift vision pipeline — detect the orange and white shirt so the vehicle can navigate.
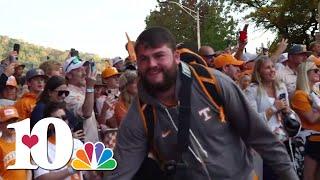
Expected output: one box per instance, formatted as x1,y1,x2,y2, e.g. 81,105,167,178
0,138,30,180
291,90,320,132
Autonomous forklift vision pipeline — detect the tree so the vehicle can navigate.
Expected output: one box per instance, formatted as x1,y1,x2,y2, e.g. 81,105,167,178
0,35,103,70
145,0,238,51
231,0,319,46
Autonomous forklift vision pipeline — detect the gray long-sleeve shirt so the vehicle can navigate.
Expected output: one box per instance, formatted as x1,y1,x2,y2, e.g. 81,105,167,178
104,63,298,180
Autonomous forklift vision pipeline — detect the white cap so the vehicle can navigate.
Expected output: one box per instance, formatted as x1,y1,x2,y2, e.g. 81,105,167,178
63,57,87,73
112,56,124,66
242,52,258,62
278,53,288,63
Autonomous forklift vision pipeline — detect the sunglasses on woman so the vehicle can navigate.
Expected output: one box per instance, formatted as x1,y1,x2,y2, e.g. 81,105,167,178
54,90,70,97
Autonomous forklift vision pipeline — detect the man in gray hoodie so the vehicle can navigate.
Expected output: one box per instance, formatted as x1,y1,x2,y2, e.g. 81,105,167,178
104,27,298,180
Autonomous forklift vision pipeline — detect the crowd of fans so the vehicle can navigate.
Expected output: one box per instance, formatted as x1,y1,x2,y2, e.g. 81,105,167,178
0,30,320,180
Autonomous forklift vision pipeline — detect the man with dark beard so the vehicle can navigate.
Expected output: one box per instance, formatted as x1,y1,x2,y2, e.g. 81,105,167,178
105,27,298,180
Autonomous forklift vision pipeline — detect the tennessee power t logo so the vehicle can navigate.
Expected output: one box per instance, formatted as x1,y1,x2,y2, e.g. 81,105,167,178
6,118,117,171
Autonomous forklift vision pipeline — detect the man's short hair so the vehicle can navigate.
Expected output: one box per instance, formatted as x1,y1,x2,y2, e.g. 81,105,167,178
134,27,176,53
309,41,320,51
39,60,61,75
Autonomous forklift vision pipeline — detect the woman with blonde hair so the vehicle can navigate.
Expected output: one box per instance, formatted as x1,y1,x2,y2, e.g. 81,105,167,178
291,61,320,180
245,55,293,180
245,55,290,140
114,70,138,126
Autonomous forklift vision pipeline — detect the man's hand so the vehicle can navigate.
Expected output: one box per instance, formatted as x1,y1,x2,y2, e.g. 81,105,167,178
4,62,16,77
238,40,247,50
274,99,288,111
277,38,288,54
85,68,97,88
72,130,85,141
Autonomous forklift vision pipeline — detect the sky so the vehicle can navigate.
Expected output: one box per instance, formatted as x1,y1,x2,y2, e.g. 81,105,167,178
0,0,275,58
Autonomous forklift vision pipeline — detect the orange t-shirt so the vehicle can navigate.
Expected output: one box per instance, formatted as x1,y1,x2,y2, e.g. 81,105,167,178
114,97,128,126
14,92,37,120
291,90,320,131
0,138,29,180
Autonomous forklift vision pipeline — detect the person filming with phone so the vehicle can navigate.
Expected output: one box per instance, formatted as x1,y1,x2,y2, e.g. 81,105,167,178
63,52,99,144
245,55,301,180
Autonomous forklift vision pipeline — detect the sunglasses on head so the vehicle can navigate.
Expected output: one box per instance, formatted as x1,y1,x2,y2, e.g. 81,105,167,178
203,54,215,57
53,115,67,121
203,54,217,60
55,90,70,97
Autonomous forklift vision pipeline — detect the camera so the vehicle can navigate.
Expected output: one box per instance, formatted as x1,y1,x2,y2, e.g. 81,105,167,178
70,48,79,57
88,59,96,72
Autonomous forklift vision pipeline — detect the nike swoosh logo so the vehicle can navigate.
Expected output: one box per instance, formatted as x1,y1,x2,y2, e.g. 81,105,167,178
161,130,171,138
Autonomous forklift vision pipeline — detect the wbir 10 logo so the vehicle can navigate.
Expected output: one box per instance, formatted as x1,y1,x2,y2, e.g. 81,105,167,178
6,118,117,171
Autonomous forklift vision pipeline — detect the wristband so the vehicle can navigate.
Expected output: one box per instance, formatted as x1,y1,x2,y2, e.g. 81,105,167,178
86,88,94,93
67,167,76,175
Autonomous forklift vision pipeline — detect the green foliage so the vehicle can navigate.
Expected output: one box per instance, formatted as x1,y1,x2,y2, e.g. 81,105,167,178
145,0,238,51
0,35,103,70
231,0,319,46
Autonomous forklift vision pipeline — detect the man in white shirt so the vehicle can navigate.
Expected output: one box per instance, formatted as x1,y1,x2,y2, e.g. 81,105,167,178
63,56,99,143
276,44,311,97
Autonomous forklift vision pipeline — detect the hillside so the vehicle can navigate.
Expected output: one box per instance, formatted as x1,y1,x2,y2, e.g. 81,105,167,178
0,35,107,71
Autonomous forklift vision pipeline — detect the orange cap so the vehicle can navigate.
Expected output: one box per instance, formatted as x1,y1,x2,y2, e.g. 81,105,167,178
0,106,19,122
214,54,244,68
6,76,17,88
102,66,120,79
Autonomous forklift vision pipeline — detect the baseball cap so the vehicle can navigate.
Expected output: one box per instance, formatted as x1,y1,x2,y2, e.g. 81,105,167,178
112,57,124,66
0,106,19,122
241,52,258,62
63,57,87,73
214,54,244,68
6,76,17,88
288,44,312,55
102,66,120,79
278,53,288,63
26,68,47,81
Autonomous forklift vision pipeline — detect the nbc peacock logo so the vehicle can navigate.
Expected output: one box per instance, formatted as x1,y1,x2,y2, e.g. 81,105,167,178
71,142,117,170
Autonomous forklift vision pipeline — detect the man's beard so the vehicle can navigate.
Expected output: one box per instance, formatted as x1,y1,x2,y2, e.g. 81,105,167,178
139,63,178,96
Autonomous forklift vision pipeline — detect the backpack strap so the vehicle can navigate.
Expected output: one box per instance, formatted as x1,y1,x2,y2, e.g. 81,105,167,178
137,98,156,152
177,63,192,159
189,63,226,123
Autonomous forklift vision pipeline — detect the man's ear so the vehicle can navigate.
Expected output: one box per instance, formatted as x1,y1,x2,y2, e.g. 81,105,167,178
65,72,72,80
26,80,31,87
222,65,229,73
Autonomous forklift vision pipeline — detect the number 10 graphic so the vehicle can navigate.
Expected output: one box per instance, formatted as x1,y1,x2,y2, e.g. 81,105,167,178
7,118,73,170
